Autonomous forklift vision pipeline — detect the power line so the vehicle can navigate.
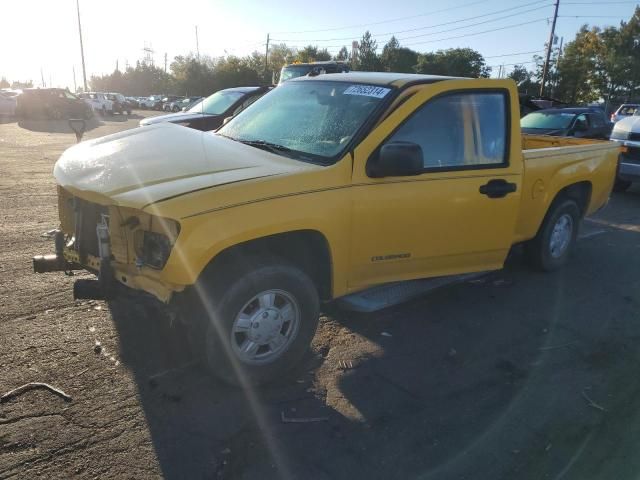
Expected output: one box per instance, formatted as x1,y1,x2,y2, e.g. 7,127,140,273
489,60,540,67
393,5,552,42
562,1,638,4
401,17,551,47
271,0,550,42
485,50,544,58
271,0,488,34
564,14,633,18
281,18,550,50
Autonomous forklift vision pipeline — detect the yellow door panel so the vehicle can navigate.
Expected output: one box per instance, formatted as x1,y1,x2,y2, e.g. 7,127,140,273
349,80,523,289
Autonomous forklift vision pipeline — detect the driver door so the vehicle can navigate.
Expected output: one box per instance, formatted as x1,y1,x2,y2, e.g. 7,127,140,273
348,80,522,289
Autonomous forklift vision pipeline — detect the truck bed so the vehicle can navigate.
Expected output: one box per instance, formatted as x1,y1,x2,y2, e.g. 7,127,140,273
514,134,620,243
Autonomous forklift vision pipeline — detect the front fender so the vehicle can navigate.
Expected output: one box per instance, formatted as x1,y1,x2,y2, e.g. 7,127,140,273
158,188,352,298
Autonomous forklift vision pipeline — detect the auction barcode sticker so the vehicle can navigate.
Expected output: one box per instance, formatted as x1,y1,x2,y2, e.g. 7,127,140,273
343,85,390,98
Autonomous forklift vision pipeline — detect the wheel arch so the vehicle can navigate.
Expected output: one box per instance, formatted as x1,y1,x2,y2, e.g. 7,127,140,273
200,229,334,301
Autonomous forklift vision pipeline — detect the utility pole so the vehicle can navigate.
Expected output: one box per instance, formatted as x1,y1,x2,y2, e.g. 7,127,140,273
265,33,270,77
164,52,167,73
539,0,560,97
76,0,88,92
195,26,200,61
40,68,45,87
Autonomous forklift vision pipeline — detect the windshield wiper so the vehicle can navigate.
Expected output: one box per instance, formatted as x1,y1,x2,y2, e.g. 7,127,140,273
238,139,292,154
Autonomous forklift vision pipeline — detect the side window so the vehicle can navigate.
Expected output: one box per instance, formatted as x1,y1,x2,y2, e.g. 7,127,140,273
574,114,589,130
233,94,261,116
387,91,508,170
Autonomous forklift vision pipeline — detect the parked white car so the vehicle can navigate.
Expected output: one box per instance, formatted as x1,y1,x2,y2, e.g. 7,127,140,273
79,92,114,116
610,112,640,191
0,91,17,116
611,104,639,123
140,95,163,109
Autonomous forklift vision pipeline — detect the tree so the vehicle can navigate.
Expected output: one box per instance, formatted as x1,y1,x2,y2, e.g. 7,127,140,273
554,26,602,103
296,45,332,63
268,43,297,83
0,77,9,89
414,48,490,78
334,46,349,61
357,31,383,71
381,37,418,73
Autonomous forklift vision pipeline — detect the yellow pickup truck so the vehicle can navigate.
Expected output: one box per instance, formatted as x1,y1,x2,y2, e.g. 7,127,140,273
34,73,619,385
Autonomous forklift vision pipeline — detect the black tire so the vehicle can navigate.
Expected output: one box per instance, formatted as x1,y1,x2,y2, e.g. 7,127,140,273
525,198,581,272
613,179,631,192
186,257,320,386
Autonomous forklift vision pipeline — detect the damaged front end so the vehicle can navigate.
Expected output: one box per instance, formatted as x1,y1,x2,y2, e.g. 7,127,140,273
33,186,181,302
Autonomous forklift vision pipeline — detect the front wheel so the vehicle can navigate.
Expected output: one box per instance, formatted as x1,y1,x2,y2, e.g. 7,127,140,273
188,259,320,386
525,198,580,272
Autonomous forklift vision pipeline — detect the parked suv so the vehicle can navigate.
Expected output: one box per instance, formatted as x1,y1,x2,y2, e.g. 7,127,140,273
79,92,114,116
17,88,93,119
279,61,350,84
169,96,203,112
610,112,640,191
106,93,132,115
611,104,639,123
521,108,612,139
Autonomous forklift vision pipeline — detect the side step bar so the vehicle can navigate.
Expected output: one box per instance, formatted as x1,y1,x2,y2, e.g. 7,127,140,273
336,272,488,313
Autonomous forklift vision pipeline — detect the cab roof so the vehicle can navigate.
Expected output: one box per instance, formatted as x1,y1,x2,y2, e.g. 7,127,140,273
290,71,466,88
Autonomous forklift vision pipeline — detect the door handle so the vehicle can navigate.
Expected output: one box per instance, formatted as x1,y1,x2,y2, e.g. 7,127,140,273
479,179,517,199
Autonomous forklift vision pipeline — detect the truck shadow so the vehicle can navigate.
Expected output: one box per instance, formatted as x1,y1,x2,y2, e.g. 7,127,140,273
18,117,103,133
107,218,640,479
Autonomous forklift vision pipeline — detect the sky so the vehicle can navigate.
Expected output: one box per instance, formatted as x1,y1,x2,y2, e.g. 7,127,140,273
0,0,637,90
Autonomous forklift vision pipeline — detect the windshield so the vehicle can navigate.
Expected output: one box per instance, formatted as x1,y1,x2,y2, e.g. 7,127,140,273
218,81,391,161
280,65,313,83
521,112,575,130
188,90,245,114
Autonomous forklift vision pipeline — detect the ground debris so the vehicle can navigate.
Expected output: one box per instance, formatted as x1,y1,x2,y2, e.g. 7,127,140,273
1,382,72,403
581,388,607,412
148,361,197,387
281,411,329,423
337,360,355,370
539,341,578,351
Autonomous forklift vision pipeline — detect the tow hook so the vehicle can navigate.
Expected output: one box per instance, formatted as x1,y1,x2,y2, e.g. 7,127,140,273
33,231,79,273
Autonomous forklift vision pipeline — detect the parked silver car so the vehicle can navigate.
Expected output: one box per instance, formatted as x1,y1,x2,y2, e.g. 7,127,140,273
610,112,640,191
611,103,639,123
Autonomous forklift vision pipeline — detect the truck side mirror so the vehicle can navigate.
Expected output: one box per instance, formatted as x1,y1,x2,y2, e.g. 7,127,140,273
367,141,424,178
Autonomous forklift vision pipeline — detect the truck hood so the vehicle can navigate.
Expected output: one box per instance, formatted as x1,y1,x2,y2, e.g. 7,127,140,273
54,122,312,209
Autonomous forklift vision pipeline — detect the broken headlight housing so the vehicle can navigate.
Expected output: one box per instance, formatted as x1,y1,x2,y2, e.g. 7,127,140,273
132,216,180,270
141,231,173,269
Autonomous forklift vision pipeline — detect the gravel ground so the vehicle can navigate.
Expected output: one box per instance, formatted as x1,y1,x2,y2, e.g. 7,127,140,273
1,112,640,479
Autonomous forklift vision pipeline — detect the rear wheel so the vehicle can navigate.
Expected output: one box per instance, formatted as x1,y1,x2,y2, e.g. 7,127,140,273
525,198,580,272
186,258,320,386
